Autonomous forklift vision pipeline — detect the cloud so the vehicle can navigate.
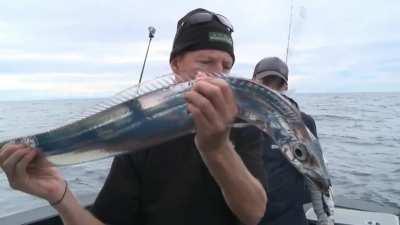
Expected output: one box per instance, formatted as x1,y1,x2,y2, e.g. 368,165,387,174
0,39,171,62
0,73,131,95
0,0,399,100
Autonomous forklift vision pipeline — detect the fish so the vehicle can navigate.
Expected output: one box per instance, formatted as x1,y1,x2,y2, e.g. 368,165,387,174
0,73,332,194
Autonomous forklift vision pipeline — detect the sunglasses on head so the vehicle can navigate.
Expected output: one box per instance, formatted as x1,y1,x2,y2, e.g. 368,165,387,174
178,11,234,32
259,75,286,88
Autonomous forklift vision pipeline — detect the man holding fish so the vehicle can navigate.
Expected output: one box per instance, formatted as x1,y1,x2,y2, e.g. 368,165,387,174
0,8,267,225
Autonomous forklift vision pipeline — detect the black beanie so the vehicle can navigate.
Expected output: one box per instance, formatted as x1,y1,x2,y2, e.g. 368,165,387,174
170,8,235,63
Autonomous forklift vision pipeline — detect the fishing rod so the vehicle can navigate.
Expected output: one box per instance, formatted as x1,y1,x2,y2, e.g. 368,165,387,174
285,0,294,64
138,26,156,85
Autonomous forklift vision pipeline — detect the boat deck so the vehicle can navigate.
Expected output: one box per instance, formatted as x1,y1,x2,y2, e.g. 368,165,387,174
1,193,399,225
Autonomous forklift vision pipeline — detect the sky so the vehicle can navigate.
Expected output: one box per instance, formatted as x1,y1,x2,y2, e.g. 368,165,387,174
0,0,399,101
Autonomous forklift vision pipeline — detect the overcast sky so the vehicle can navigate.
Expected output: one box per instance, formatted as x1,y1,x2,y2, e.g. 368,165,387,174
1,0,399,100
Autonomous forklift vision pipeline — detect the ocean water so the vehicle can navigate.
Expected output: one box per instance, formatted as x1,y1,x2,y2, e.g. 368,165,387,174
0,93,399,217
295,92,400,209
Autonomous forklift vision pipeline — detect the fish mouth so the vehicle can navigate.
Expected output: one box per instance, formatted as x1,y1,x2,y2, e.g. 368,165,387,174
299,141,332,193
306,169,331,194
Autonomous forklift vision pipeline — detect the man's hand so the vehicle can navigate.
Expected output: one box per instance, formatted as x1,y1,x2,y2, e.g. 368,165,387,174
0,143,66,204
184,72,238,154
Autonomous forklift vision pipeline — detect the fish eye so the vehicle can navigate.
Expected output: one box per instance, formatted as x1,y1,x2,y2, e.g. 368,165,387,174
293,144,307,161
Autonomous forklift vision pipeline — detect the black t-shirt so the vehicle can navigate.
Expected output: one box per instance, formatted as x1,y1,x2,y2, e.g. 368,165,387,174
91,123,266,225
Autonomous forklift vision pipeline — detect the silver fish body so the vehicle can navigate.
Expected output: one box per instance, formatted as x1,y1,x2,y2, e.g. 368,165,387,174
1,78,194,165
0,74,331,194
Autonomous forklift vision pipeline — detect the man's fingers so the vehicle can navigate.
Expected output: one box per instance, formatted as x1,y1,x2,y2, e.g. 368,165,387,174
2,148,30,178
204,78,237,114
34,152,53,168
193,80,228,118
0,144,25,164
185,91,219,124
195,78,238,121
187,103,210,131
195,71,209,79
15,149,37,179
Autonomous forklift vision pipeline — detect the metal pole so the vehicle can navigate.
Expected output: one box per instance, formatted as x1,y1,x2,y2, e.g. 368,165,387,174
138,37,153,85
138,26,156,85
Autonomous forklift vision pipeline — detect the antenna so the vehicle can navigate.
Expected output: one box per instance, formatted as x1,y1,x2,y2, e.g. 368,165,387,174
285,0,294,64
138,26,156,86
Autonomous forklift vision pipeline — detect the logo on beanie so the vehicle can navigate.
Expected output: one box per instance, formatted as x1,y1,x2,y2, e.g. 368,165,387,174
209,32,233,46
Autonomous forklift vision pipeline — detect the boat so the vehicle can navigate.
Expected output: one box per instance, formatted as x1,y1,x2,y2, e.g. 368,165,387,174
305,196,400,225
0,192,398,225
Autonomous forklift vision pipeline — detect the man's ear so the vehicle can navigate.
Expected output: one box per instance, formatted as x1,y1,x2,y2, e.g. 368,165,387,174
170,56,180,74
282,83,289,91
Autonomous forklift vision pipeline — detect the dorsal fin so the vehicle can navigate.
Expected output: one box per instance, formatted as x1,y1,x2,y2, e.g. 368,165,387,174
66,73,178,123
21,72,230,137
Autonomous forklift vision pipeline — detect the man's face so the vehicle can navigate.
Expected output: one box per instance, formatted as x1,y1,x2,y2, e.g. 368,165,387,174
171,49,233,81
255,75,287,92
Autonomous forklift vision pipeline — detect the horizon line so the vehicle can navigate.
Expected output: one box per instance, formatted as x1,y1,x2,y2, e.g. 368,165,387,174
1,91,399,102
